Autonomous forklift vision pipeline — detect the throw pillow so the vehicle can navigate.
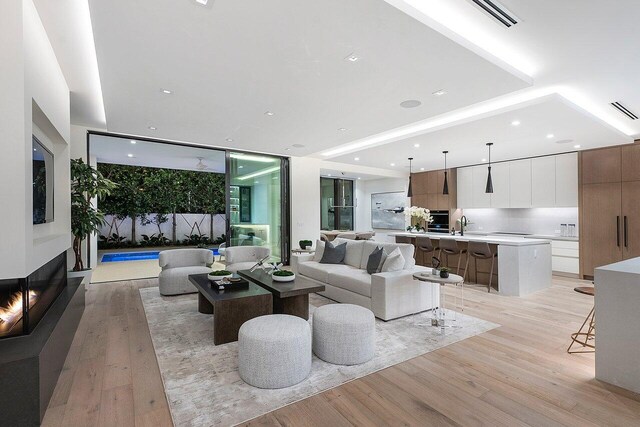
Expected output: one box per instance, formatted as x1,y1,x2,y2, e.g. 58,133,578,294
366,246,386,274
313,239,325,262
381,247,405,272
319,242,347,264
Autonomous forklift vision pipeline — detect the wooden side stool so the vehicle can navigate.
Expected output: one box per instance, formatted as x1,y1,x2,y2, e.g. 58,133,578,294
567,286,595,354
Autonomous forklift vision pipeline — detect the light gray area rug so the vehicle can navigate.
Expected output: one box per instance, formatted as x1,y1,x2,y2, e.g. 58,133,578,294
140,287,499,427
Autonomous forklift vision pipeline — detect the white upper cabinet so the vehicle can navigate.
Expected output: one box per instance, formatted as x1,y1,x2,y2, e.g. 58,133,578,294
531,156,556,207
472,165,492,208
457,166,473,208
509,159,532,208
555,152,579,207
490,162,510,208
455,153,578,209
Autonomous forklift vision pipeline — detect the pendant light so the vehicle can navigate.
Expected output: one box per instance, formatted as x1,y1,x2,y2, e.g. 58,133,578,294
442,151,449,195
407,157,414,197
485,142,494,193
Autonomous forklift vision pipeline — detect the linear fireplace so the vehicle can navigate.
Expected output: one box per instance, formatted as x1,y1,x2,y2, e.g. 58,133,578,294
0,253,67,339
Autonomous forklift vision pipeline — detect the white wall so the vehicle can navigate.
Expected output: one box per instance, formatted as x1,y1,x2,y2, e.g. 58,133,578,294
0,0,71,279
290,157,322,248
356,178,409,242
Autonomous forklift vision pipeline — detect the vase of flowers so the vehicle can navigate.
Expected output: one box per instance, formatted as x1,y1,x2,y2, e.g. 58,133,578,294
405,206,433,232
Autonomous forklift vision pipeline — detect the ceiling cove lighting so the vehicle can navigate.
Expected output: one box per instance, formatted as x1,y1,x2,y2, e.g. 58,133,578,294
442,151,449,195
407,157,414,197
485,143,494,193
230,153,276,163
237,166,280,181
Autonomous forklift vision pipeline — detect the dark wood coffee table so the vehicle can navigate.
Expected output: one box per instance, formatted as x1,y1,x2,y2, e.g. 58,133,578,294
237,269,325,320
188,274,272,345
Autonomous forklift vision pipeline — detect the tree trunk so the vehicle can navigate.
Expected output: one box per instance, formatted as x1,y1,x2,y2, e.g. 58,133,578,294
131,215,136,244
73,236,84,271
172,212,177,244
210,213,214,241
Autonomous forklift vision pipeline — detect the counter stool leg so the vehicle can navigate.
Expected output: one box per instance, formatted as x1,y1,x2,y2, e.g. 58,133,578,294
488,255,495,293
567,307,595,354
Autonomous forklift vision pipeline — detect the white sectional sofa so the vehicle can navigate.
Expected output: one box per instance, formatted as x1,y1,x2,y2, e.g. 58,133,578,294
291,238,439,321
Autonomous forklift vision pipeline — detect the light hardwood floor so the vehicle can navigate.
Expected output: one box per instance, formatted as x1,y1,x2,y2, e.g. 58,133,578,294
43,276,640,427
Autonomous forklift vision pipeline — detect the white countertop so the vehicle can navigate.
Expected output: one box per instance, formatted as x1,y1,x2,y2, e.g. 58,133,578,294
389,232,551,246
596,257,640,275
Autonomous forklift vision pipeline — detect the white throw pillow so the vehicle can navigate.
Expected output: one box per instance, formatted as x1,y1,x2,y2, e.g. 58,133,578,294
313,240,325,262
381,247,405,272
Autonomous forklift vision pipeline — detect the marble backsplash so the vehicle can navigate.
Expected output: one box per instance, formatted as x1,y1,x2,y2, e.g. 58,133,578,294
462,207,579,237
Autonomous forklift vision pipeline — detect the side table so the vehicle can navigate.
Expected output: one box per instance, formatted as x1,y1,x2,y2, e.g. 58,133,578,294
413,271,464,333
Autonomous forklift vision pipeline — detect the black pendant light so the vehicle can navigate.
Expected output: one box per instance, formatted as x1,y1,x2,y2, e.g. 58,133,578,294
442,151,449,195
407,157,414,197
485,142,494,193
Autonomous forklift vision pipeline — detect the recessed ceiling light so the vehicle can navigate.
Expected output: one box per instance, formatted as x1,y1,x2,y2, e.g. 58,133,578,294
148,126,156,130
555,139,574,145
195,0,208,4
161,89,172,94
225,138,233,142
432,89,447,96
400,100,422,109
254,180,260,184
127,154,133,158
390,163,396,166
345,53,359,62
338,128,348,132
327,174,332,177
354,157,360,161
357,177,361,180
511,120,520,126
284,148,291,151
292,144,305,148
546,133,555,139
130,140,136,144
574,144,581,148
414,143,420,148
481,158,487,162
264,111,275,116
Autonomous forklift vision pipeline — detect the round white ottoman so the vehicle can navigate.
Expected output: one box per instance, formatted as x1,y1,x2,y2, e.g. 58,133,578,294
313,304,375,365
238,314,311,389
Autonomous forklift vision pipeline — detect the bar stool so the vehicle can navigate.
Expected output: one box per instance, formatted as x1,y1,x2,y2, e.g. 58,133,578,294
567,286,595,354
415,236,438,267
464,241,498,292
438,238,467,276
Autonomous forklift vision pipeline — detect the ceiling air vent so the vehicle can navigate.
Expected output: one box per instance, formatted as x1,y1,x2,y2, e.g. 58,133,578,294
469,0,520,28
611,102,638,120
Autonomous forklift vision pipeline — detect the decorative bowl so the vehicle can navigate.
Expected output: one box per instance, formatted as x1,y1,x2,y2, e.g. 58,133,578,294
208,273,233,282
272,272,295,282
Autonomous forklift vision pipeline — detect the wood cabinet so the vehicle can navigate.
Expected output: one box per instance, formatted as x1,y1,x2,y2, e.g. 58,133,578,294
580,143,640,278
410,169,457,212
509,159,532,208
531,156,556,207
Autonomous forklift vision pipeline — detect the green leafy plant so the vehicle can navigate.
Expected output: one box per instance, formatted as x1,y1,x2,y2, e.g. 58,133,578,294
210,270,232,276
273,270,294,277
299,239,312,249
71,159,116,271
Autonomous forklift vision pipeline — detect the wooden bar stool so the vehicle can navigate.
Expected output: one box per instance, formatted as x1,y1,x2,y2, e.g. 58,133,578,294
567,286,595,354
416,236,438,267
438,238,467,276
464,241,498,292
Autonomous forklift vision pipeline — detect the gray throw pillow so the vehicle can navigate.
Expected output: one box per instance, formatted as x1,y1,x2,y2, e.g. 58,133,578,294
366,246,386,274
319,242,347,264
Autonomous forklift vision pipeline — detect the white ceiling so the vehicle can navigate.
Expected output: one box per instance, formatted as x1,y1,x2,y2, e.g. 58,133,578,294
86,0,527,156
331,95,631,171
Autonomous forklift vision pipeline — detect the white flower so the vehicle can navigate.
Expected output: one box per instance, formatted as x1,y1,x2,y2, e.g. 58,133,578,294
405,206,433,223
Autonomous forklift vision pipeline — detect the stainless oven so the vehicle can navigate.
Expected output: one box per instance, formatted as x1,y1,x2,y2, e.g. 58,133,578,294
428,210,450,233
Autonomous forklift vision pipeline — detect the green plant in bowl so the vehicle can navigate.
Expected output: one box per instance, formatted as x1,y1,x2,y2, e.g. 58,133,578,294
439,267,450,278
210,270,232,276
273,270,294,277
299,239,313,249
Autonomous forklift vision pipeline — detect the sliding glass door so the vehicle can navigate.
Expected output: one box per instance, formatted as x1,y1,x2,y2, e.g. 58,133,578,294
320,177,354,231
227,152,288,263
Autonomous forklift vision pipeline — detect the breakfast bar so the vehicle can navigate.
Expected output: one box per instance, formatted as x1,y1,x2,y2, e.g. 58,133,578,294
390,232,552,296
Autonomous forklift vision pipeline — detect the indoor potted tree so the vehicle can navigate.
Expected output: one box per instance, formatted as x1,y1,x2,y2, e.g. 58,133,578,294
70,159,116,283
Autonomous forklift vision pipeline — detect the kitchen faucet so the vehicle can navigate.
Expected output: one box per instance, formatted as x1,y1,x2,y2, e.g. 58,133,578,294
460,215,468,236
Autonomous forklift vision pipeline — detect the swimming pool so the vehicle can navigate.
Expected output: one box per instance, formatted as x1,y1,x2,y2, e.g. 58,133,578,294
101,248,219,263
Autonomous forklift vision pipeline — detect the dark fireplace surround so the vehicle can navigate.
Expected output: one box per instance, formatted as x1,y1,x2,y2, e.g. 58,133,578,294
0,252,85,425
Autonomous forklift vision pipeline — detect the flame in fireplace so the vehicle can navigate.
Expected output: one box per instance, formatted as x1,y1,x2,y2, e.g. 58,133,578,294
0,290,39,328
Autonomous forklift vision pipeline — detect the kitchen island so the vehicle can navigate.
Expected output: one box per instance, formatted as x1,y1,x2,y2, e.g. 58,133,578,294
390,232,552,296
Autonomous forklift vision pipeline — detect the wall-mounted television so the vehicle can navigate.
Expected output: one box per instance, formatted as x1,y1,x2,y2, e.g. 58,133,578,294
33,136,54,224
